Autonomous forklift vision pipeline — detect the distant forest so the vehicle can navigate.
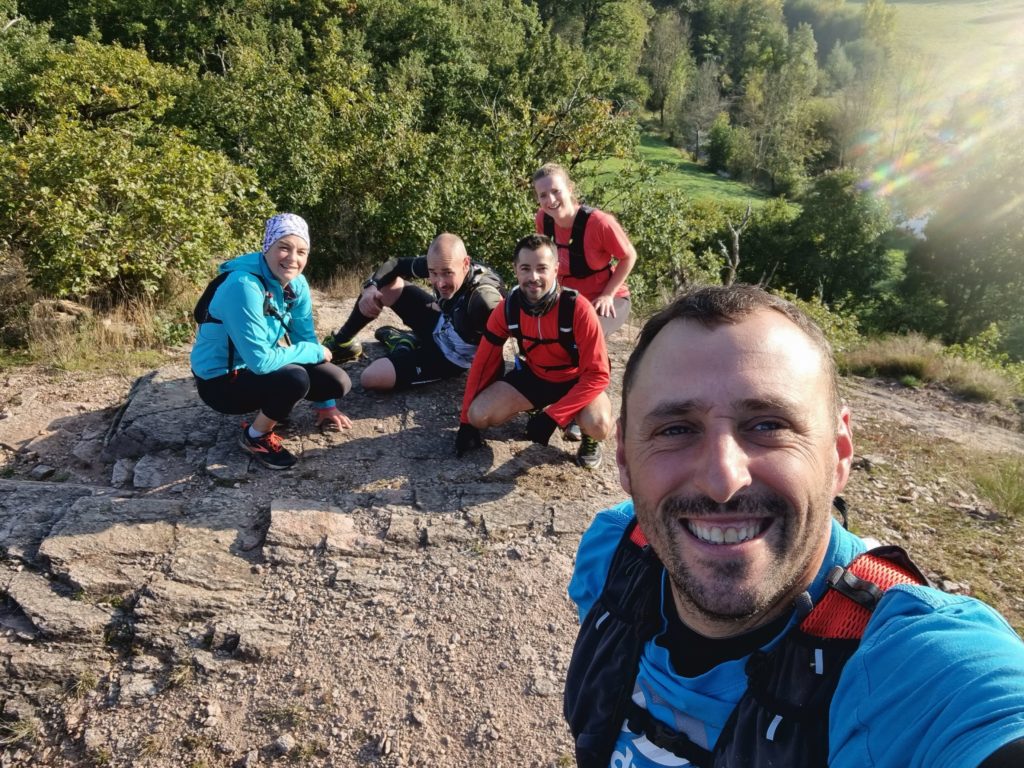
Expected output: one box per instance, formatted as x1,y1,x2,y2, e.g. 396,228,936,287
1,0,1021,358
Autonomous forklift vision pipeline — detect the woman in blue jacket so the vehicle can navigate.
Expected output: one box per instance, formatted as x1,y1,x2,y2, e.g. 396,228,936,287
190,213,351,469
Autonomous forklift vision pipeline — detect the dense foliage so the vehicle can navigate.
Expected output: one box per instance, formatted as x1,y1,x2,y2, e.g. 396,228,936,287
1,0,1021,366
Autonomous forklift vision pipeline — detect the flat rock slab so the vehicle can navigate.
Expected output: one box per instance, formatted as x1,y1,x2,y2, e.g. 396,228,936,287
103,365,223,460
264,498,385,564
466,492,551,538
0,479,102,562
39,497,183,595
4,570,112,642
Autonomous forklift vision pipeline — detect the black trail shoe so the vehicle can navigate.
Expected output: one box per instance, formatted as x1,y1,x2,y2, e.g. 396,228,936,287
238,425,298,470
374,325,419,354
576,435,603,470
323,335,363,363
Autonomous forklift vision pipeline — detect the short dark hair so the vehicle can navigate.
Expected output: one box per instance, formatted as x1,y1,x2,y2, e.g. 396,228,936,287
514,233,556,263
620,284,841,427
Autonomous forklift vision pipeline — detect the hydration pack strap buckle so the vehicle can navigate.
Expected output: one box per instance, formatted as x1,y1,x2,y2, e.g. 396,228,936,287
826,565,884,610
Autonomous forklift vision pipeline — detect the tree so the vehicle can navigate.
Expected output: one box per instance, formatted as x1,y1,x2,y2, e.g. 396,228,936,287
537,0,654,105
708,0,788,87
641,8,692,126
785,168,893,303
678,59,727,159
823,39,885,169
736,22,821,193
905,138,1024,345
718,204,752,285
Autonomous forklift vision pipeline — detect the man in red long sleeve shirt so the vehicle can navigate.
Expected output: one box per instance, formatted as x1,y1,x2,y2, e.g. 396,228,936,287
456,234,613,469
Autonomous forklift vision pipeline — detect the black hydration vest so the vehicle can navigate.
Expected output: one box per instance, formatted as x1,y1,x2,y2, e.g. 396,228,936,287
564,519,928,768
542,206,611,279
501,286,579,370
439,264,505,346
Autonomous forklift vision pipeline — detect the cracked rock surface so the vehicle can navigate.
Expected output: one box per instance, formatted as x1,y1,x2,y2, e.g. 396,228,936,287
1,293,1022,766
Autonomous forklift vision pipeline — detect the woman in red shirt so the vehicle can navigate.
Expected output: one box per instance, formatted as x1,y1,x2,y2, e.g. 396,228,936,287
532,162,637,338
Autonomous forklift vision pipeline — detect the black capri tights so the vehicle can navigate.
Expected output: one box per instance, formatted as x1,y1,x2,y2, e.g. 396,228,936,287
194,363,350,422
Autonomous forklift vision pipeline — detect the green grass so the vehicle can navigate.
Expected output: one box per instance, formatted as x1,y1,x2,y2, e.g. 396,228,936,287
875,0,1023,64
582,133,770,205
850,0,1023,103
0,718,40,747
842,334,1019,403
973,457,1024,522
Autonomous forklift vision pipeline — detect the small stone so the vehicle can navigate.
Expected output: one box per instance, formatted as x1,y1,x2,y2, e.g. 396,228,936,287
530,675,557,697
111,458,135,487
273,733,296,755
72,439,102,464
29,464,56,480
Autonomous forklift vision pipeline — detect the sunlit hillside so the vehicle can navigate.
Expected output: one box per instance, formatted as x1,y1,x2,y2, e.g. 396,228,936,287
850,0,1024,213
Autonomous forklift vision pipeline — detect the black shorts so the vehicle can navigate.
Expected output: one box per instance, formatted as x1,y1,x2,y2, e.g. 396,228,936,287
388,285,466,389
502,365,577,409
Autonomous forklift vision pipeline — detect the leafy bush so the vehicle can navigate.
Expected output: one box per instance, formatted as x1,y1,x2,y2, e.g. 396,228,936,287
777,290,861,354
707,112,734,173
0,121,271,303
609,183,725,312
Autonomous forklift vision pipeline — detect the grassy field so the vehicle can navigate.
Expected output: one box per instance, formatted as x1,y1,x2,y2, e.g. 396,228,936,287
581,133,770,205
853,0,1024,94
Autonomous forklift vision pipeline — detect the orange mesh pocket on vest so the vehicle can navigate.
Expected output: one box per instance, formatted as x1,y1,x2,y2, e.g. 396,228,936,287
800,554,921,639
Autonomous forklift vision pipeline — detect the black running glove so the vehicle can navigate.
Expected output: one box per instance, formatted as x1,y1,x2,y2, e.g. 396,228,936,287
455,423,483,457
526,411,558,445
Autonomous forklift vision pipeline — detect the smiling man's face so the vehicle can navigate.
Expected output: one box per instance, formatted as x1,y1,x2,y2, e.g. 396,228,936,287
617,309,853,637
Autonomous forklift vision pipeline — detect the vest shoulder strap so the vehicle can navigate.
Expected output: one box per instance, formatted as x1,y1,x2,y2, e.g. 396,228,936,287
504,286,523,342
466,263,506,296
615,546,928,768
504,287,580,369
542,206,608,279
564,519,664,768
800,545,928,640
194,271,271,325
194,270,274,373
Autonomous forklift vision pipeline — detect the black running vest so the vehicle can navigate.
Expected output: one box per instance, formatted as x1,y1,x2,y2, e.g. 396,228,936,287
564,519,927,768
542,206,611,279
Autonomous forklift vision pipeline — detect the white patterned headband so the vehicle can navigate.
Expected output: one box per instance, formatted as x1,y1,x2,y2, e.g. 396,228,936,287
262,213,310,253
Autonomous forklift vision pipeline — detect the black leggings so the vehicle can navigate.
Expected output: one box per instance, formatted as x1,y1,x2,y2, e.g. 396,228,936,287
194,363,350,422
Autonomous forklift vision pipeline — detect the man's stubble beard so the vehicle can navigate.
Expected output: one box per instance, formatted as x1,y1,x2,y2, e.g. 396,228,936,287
639,490,830,624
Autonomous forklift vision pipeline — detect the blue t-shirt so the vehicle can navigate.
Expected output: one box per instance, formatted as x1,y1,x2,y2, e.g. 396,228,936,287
569,501,1024,768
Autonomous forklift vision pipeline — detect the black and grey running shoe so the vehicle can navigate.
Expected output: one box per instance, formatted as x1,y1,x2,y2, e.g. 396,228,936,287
576,435,603,470
323,335,363,363
374,325,419,354
238,425,297,470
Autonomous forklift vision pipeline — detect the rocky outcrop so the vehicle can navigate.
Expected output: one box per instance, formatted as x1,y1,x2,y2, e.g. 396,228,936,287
0,346,621,765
